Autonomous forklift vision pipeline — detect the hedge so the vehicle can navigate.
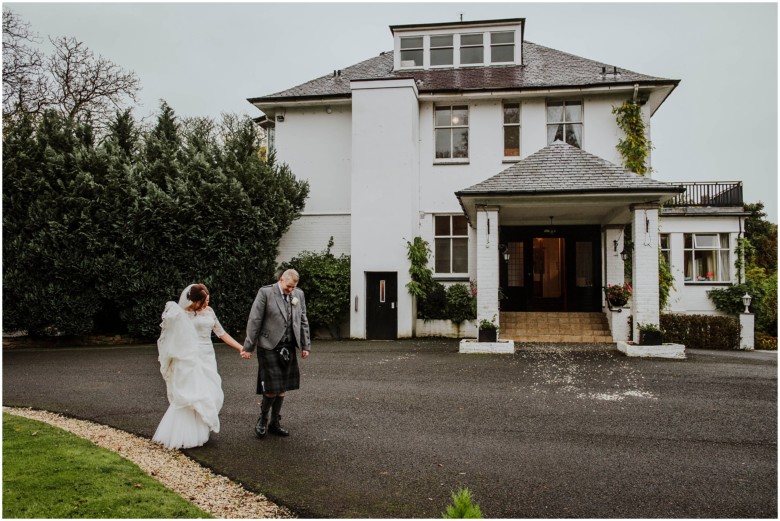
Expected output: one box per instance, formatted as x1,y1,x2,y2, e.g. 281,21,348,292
660,313,740,350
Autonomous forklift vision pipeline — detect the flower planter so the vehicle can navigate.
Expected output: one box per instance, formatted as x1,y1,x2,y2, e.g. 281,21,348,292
478,328,498,343
608,298,628,308
639,330,663,346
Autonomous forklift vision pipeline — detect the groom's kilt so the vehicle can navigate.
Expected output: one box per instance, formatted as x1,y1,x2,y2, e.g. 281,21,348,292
257,344,300,394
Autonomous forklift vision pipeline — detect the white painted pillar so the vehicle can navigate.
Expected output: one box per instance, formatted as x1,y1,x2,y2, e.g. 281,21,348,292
740,313,755,350
476,207,500,331
631,203,660,342
604,226,626,295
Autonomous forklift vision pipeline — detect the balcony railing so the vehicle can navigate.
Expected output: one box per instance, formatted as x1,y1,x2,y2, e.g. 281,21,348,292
664,181,743,207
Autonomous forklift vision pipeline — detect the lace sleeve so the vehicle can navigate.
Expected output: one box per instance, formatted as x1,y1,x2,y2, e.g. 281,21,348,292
212,314,226,338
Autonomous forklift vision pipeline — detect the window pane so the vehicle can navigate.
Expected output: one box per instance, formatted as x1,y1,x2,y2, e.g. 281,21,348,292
504,126,520,156
720,233,730,248
684,234,693,248
431,48,453,66
401,37,423,49
435,107,451,127
695,250,717,281
565,124,582,148
435,238,451,273
461,34,483,45
452,215,467,236
694,234,720,249
435,215,450,236
503,103,519,124
684,251,693,280
719,250,730,281
452,128,468,158
547,124,564,144
431,35,453,47
564,102,582,122
508,242,524,287
435,129,451,158
400,49,423,67
660,234,669,250
491,32,514,44
575,242,593,287
661,250,671,267
452,238,468,273
452,106,469,126
547,102,564,123
491,45,514,63
461,46,484,64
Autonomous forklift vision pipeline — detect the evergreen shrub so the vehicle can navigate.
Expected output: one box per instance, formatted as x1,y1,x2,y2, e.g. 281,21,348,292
660,313,739,350
442,487,483,519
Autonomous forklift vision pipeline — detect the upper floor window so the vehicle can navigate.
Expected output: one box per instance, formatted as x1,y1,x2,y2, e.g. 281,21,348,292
547,100,583,148
435,215,469,274
430,35,454,66
435,105,469,160
460,33,484,65
491,32,515,63
503,102,520,158
400,37,423,67
684,233,731,282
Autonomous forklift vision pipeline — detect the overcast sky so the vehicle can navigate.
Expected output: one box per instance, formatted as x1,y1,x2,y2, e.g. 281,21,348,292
7,1,778,222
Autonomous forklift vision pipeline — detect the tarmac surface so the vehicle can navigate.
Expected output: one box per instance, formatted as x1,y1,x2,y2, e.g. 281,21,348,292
3,339,777,518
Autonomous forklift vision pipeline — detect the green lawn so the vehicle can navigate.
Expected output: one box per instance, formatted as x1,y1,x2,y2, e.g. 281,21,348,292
2,413,211,518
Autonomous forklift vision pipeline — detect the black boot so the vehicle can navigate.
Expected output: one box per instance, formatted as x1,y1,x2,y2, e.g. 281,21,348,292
269,396,290,436
255,396,275,438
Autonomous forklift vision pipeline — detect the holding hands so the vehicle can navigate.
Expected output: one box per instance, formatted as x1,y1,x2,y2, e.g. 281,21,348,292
240,350,252,359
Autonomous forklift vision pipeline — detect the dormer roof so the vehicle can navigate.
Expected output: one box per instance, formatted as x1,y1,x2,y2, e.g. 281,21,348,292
249,40,679,113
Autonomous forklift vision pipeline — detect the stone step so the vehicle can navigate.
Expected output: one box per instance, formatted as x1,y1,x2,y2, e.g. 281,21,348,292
501,333,615,343
498,312,613,343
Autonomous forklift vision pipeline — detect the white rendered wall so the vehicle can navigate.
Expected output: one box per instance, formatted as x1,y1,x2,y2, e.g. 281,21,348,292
350,79,420,338
631,204,660,341
275,214,351,266
274,106,352,214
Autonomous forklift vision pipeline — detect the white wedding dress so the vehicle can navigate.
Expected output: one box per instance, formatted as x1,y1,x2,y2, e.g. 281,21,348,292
152,297,226,449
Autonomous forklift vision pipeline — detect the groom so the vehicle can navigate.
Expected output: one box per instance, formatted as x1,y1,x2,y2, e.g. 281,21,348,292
241,269,311,438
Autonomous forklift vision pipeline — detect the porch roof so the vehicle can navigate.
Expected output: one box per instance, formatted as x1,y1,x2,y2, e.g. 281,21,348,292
455,142,685,225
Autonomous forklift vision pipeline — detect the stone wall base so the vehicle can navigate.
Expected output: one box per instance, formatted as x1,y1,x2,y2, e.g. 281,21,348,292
616,341,686,359
459,339,515,354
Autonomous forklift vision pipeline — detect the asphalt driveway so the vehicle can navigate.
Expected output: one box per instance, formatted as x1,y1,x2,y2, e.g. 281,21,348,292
3,339,777,518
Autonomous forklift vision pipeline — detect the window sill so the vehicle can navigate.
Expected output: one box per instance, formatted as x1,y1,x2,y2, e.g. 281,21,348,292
684,281,732,286
434,160,470,165
502,158,521,163
433,275,470,282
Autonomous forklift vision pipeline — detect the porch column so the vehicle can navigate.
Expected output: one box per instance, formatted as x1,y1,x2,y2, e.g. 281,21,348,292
631,203,661,342
476,207,500,332
604,225,626,295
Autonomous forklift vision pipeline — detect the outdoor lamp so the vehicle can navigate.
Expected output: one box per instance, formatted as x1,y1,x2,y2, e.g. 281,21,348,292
498,244,509,263
620,249,628,262
742,293,752,313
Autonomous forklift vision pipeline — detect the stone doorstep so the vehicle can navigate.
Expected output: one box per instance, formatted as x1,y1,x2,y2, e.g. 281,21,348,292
616,341,686,359
459,339,515,354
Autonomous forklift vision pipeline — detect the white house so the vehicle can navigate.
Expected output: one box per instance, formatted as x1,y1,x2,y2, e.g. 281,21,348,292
249,17,749,343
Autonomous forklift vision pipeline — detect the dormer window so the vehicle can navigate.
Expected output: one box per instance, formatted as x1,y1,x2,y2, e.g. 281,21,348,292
460,33,484,65
430,35,454,66
400,37,423,67
491,32,515,63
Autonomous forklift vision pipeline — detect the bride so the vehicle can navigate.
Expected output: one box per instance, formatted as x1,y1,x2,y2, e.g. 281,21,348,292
153,283,247,449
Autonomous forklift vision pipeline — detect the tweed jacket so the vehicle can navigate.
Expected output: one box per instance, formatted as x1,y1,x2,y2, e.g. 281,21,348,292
243,283,311,353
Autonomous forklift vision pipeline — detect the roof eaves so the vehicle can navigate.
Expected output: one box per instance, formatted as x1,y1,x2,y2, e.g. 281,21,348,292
456,186,686,198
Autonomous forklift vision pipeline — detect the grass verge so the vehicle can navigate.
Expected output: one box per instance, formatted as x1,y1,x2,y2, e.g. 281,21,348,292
2,413,211,518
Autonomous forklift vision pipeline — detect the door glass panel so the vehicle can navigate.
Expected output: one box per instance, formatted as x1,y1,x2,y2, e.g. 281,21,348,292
508,242,524,287
533,238,562,298
379,280,386,302
576,242,593,287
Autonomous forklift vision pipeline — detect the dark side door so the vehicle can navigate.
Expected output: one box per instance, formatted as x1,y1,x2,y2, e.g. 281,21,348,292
366,272,398,340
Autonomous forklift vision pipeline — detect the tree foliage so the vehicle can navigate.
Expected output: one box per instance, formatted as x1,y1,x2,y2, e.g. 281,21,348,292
278,237,351,337
3,104,309,337
613,100,652,176
744,202,777,273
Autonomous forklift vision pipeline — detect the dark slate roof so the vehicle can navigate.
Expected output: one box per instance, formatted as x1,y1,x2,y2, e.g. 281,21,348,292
457,142,684,196
249,41,678,103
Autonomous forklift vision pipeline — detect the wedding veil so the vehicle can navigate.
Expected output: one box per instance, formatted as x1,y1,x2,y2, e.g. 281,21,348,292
178,283,195,309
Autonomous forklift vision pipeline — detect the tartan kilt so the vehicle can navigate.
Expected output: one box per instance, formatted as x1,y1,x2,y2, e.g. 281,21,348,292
256,345,300,394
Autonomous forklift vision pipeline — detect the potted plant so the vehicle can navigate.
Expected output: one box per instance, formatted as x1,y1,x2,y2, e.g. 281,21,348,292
478,317,498,342
605,282,632,308
638,323,663,345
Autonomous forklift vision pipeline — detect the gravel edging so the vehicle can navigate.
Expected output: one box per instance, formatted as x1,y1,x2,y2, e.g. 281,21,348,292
3,407,294,519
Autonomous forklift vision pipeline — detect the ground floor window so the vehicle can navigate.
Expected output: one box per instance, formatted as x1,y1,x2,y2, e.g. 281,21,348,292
434,215,468,274
684,233,731,282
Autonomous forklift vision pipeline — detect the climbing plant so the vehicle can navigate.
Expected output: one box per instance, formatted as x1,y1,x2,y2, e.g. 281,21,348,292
613,100,653,175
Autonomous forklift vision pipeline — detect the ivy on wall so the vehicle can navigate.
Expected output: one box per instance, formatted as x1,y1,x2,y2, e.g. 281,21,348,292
613,100,653,176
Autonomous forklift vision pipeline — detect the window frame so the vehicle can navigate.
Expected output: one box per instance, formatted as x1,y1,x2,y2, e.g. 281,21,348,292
459,32,485,66
429,34,454,68
434,104,470,163
399,36,424,68
683,233,732,284
490,31,515,63
546,99,584,149
433,214,469,276
502,102,521,160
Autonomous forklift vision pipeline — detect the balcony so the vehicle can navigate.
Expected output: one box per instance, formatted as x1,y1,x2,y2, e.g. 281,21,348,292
664,181,743,208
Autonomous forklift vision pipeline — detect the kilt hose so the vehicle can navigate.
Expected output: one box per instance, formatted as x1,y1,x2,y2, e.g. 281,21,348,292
256,344,300,394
